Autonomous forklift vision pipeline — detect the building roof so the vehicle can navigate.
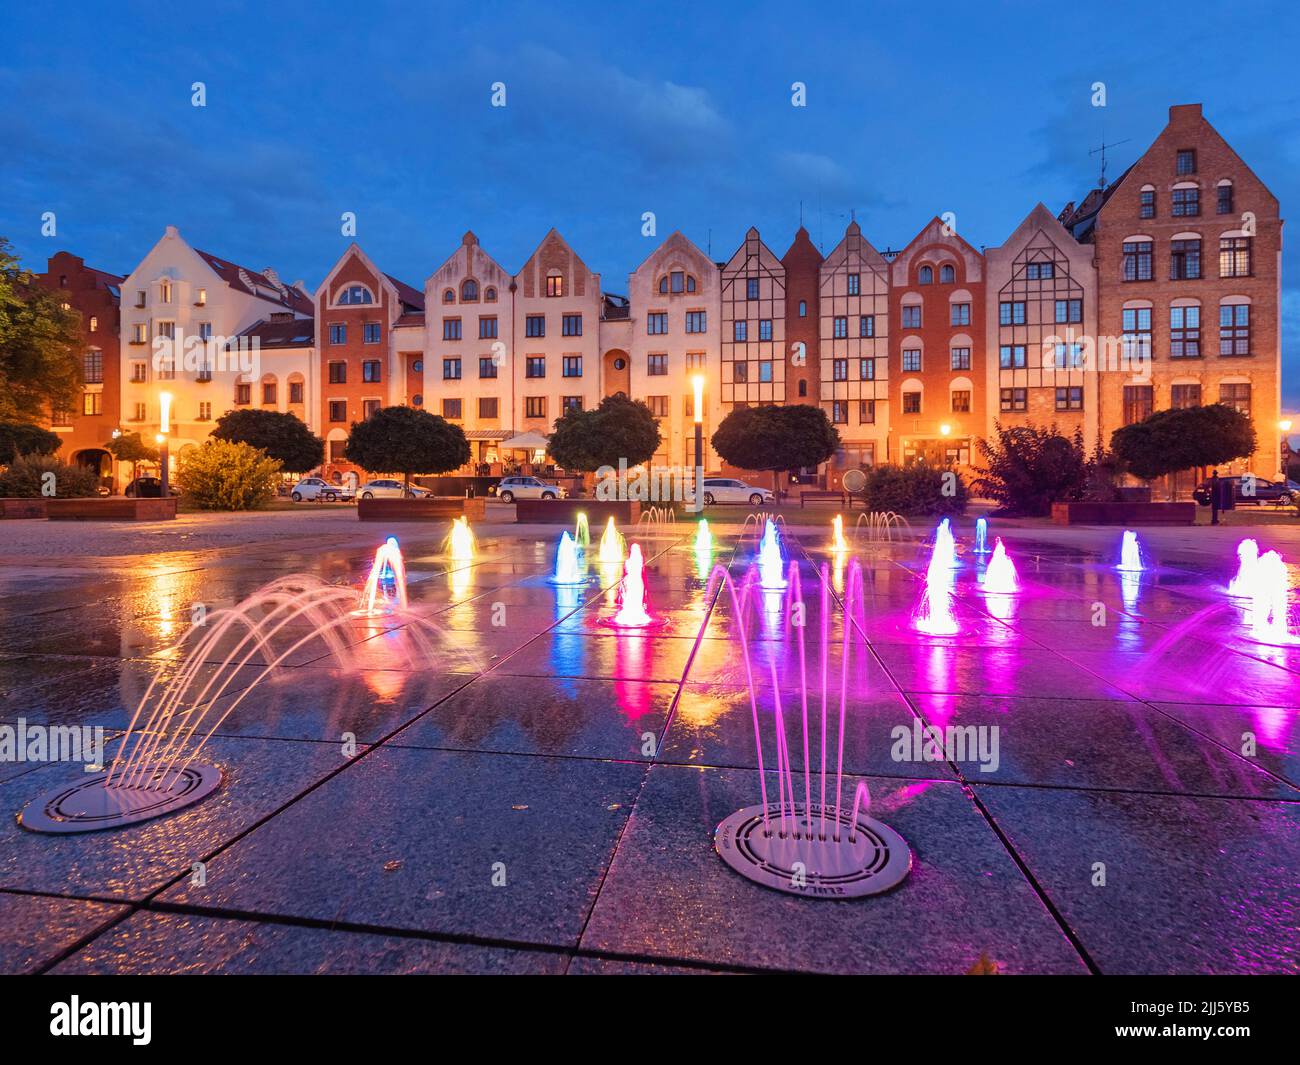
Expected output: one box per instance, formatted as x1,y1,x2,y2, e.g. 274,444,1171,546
194,248,314,314
233,315,315,348
385,273,425,313
1057,163,1134,243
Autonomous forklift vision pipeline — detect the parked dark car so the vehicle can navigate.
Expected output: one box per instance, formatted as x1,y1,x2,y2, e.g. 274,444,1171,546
1192,475,1294,506
124,476,180,498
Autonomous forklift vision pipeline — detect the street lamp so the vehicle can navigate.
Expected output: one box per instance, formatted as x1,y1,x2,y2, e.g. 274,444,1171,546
691,373,705,512
158,391,173,497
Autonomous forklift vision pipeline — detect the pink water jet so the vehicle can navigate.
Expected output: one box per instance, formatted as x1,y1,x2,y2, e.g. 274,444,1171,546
915,522,959,635
610,543,654,627
1228,538,1260,598
981,538,1019,594
357,536,408,615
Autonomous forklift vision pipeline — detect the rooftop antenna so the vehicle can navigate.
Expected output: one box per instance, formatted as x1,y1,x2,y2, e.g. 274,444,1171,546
1089,133,1131,189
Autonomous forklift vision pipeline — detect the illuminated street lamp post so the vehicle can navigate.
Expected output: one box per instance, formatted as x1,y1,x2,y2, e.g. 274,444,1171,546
158,391,173,497
692,374,705,513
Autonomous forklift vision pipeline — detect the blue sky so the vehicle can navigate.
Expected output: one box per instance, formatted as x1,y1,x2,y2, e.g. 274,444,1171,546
3,0,1298,404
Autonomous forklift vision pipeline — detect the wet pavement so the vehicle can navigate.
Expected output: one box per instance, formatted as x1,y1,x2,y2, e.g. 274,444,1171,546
1,515,1296,974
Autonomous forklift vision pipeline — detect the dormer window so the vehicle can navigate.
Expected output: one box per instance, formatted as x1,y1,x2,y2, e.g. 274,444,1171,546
337,284,373,305
461,279,479,301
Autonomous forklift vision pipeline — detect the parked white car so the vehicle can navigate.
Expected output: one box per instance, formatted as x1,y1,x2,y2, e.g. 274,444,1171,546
357,479,432,499
290,477,354,502
700,478,773,506
493,476,566,502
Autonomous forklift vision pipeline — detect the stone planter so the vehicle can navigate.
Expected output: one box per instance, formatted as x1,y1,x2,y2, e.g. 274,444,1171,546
46,497,178,521
0,497,48,519
1051,501,1195,526
357,496,487,522
513,499,641,525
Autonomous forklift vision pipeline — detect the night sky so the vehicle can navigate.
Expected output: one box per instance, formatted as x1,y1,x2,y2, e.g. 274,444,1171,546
3,0,1297,404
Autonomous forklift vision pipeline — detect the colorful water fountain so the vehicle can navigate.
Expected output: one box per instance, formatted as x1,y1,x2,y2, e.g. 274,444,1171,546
598,516,625,564
552,531,585,585
608,543,654,628
974,516,990,555
758,519,786,589
914,521,959,635
448,517,475,563
831,514,848,553
1247,550,1294,644
1228,538,1260,598
980,537,1019,594
574,512,591,551
357,536,409,615
1117,529,1145,573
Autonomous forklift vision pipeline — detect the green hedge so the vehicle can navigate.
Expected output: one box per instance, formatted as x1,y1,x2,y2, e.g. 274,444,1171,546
861,463,967,517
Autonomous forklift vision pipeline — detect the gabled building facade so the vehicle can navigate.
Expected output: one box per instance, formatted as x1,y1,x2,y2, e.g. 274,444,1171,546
720,227,787,412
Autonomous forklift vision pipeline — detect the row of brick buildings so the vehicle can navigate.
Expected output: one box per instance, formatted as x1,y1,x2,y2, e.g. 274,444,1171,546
38,103,1284,493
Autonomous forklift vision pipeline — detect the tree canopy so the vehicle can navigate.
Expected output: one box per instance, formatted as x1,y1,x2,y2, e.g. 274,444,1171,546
1110,404,1256,481
546,394,661,472
971,423,1092,516
0,420,61,465
212,408,324,474
343,406,470,488
711,404,840,476
103,431,160,478
0,238,83,423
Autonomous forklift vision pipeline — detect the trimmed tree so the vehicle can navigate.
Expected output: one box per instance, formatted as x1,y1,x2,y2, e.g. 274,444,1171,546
0,420,61,466
176,439,282,510
0,238,84,423
104,431,159,482
547,394,661,473
211,408,324,474
343,406,470,492
710,403,840,496
1110,403,1256,481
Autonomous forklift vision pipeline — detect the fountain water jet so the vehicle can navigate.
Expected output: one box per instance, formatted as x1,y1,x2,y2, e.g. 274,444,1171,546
574,512,591,551
552,531,585,585
357,536,409,615
597,517,625,564
1228,538,1260,598
1117,529,1145,573
448,517,475,563
974,516,990,555
981,538,1019,594
831,514,848,553
1246,550,1294,644
694,518,713,553
606,543,655,628
758,519,786,589
914,521,959,635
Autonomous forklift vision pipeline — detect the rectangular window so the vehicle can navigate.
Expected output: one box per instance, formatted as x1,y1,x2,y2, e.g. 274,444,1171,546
759,319,772,341
647,354,668,377
479,316,498,339
562,355,582,377
328,362,347,384
443,357,462,380
647,395,669,418
685,311,707,333
998,301,1026,325
1170,239,1201,279
859,358,875,381
831,400,848,424
1219,304,1250,355
329,400,347,423
832,358,848,381
89,316,97,332
131,322,148,344
1219,382,1251,415
443,318,462,341
999,344,1027,369
685,351,706,369
833,316,848,338
950,347,971,370
950,303,970,326
363,322,381,344
562,395,582,413
83,351,103,383
544,274,564,297
1219,237,1252,278
329,323,346,345
197,321,213,340
132,402,147,421
1122,307,1152,360
950,389,971,413
1123,384,1154,424
902,391,921,414
479,356,498,378
902,349,921,372
859,399,876,424
1171,383,1201,409
999,387,1027,412
847,273,860,295
442,398,462,419
362,360,381,383
1176,149,1197,175
733,320,747,342
262,382,276,405
758,360,773,382
289,381,304,403
329,440,346,462
198,401,212,420
1217,185,1234,215
746,277,760,300
562,313,583,337
1171,187,1200,217
525,396,546,419
82,391,102,416
733,362,748,383
1122,242,1153,281
647,312,668,335
1055,386,1084,411
478,397,499,419
901,305,921,328
1140,189,1156,219
525,315,545,338
670,271,685,294
1170,306,1201,357
1054,298,1082,323
525,356,545,378
131,362,147,383
859,315,874,337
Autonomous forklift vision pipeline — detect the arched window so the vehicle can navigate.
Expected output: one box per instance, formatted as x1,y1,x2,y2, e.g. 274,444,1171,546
485,286,497,302
461,279,479,301
659,276,669,294
919,266,934,285
940,264,955,283
687,276,696,293
442,288,455,304
337,284,373,305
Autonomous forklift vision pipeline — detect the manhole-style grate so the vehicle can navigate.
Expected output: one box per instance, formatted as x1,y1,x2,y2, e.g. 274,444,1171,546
19,764,222,834
715,803,911,898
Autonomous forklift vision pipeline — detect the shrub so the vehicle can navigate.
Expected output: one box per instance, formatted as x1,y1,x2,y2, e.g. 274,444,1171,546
176,439,282,510
971,423,1091,516
0,420,61,465
0,452,99,498
861,463,967,517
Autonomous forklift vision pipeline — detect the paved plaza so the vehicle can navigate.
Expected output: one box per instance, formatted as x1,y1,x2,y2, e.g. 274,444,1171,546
0,512,1296,974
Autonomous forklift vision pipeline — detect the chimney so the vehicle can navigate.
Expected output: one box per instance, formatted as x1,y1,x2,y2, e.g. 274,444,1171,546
164,225,180,239
1169,103,1203,123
